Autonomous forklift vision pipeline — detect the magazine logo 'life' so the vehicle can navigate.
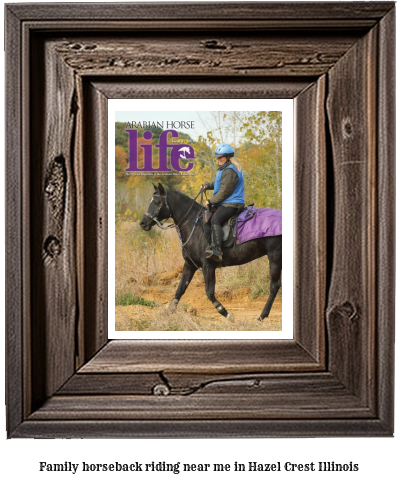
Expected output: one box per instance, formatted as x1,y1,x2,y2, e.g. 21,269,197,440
125,129,195,172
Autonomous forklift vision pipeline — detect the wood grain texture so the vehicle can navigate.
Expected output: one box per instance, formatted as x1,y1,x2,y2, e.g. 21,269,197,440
326,26,377,404
7,2,394,23
79,340,320,374
53,34,360,78
30,36,78,406
92,78,312,100
13,418,391,439
85,76,325,371
60,371,357,397
294,77,326,363
34,371,374,422
28,393,371,421
58,372,163,395
81,81,109,362
5,5,24,437
5,2,395,438
376,7,395,432
20,19,384,32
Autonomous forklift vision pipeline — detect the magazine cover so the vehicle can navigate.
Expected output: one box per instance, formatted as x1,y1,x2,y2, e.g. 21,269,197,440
108,100,293,339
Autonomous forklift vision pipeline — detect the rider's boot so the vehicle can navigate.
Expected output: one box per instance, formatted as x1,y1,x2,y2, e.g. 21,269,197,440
205,224,223,263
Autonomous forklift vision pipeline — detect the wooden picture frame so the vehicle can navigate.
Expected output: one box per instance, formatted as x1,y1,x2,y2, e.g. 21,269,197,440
5,2,395,438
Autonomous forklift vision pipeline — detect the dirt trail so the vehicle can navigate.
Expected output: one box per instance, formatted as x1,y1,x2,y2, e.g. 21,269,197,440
116,267,282,331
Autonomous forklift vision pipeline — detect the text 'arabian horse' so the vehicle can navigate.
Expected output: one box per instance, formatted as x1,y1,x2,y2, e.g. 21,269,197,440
139,183,282,322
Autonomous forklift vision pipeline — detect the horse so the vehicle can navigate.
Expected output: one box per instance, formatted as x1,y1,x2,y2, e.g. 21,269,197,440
139,183,282,322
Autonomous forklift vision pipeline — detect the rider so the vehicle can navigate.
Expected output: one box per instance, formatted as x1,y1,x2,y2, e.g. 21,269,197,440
202,143,245,263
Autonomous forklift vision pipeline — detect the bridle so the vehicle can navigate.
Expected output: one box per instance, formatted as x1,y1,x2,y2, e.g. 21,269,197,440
144,192,175,229
144,188,205,247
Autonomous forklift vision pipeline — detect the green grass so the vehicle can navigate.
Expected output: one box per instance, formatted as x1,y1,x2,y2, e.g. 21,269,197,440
116,293,157,308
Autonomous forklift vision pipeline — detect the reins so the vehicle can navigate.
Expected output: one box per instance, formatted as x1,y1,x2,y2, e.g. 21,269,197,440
176,187,204,230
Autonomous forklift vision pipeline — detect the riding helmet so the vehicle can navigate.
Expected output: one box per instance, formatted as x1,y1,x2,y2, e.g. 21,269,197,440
213,143,234,158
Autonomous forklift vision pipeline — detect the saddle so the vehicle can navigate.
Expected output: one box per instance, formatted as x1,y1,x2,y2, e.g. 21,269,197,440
203,205,256,249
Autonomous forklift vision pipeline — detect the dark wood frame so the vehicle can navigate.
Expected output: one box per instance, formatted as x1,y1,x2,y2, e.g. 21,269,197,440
5,2,395,438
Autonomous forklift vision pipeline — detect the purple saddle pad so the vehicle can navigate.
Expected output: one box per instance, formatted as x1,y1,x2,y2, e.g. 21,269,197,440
235,207,282,245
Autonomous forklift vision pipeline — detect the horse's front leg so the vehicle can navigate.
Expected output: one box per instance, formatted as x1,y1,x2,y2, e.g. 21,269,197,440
169,261,197,312
203,262,235,322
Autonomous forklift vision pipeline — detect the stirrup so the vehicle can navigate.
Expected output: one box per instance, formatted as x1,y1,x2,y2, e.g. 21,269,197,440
205,244,213,258
206,247,223,262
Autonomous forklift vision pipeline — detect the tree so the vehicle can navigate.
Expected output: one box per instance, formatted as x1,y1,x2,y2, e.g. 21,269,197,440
194,111,282,209
115,145,128,180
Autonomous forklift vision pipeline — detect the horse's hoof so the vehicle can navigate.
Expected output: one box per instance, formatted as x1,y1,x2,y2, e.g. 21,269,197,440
168,298,179,313
226,312,235,323
257,316,263,322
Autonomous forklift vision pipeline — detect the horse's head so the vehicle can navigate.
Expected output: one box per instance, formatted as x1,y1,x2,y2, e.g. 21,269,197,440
139,183,171,231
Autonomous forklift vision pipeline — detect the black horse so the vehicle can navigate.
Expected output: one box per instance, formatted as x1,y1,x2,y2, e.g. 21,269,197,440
139,183,282,322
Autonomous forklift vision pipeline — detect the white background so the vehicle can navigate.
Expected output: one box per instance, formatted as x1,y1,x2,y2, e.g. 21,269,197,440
108,99,294,339
1,1,397,486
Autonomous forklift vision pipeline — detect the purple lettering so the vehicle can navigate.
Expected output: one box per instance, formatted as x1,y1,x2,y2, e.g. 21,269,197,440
141,131,153,170
156,130,179,172
171,145,194,172
125,129,139,171
125,129,194,172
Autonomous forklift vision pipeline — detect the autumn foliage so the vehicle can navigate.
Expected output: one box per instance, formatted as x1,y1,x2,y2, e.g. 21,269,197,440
114,111,282,220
